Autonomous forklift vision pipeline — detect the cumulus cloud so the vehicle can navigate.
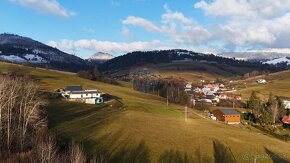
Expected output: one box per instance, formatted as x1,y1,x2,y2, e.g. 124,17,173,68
48,1,290,56
9,0,75,18
47,39,164,54
122,16,161,32
122,4,212,46
194,0,290,50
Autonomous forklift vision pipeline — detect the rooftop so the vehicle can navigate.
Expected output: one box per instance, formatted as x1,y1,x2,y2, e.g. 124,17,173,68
282,116,290,124
219,109,240,115
70,90,101,94
67,86,82,92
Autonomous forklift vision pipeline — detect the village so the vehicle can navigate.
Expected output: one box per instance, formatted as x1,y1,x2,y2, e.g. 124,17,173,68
183,79,290,127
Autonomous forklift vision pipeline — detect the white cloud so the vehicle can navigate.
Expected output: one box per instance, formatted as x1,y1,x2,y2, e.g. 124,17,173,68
122,16,161,32
47,2,290,56
9,0,75,18
122,5,212,46
47,39,165,55
194,0,290,50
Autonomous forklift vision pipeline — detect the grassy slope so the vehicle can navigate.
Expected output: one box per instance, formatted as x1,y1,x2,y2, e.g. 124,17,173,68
234,70,290,100
1,62,290,163
109,61,255,83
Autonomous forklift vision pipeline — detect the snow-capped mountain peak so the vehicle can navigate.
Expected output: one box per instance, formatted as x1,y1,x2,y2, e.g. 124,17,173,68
87,52,114,61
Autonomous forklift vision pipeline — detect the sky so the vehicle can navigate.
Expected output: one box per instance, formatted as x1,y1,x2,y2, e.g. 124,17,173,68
1,0,290,58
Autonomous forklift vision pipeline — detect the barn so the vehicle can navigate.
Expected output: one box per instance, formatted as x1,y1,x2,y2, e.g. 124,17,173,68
212,109,240,124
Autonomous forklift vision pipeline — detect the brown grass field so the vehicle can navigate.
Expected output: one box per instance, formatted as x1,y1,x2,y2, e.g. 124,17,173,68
234,70,290,101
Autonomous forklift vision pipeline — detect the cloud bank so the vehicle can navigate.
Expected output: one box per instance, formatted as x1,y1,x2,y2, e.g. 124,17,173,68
49,1,290,56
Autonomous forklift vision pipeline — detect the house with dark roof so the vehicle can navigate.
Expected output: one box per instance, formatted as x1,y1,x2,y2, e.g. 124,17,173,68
66,86,82,92
62,86,104,104
212,108,240,124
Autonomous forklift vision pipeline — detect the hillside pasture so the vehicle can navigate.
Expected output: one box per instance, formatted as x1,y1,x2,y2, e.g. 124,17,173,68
234,70,290,100
1,62,290,162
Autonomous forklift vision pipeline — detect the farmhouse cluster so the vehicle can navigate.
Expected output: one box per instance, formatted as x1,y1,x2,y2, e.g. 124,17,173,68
184,81,241,106
61,86,104,104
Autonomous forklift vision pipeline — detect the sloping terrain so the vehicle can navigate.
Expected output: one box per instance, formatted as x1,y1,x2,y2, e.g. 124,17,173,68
234,70,290,100
99,50,281,77
0,33,89,71
1,61,289,163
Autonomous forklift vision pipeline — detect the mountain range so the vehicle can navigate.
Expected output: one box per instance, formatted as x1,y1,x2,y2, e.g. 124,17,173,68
0,33,89,72
0,33,289,74
98,49,283,77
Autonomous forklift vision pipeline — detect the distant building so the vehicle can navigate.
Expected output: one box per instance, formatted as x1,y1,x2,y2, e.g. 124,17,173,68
206,95,219,103
283,100,290,109
256,79,267,84
212,109,241,124
219,94,228,100
219,84,225,88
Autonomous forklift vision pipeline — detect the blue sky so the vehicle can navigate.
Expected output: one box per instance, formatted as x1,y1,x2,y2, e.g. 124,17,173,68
1,0,290,58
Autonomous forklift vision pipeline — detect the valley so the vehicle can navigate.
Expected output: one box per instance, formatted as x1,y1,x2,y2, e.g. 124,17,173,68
1,61,290,162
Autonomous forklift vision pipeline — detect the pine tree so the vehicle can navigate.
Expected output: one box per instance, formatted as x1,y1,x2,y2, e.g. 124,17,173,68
248,91,261,118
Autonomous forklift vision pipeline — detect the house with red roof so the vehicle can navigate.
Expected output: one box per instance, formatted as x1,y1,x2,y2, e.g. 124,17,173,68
282,116,290,128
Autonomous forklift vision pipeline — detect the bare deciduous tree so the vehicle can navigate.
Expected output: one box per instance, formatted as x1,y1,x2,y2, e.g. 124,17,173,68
69,143,86,163
35,135,59,163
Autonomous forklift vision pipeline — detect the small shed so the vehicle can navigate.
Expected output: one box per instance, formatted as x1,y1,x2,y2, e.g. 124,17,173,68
213,109,240,124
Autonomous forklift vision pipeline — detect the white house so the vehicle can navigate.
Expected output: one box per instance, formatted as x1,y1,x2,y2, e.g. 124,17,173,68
62,86,103,104
283,100,290,109
68,90,102,99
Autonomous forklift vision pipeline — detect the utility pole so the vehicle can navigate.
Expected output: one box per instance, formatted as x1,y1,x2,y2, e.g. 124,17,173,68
185,105,188,122
273,101,278,124
166,88,169,107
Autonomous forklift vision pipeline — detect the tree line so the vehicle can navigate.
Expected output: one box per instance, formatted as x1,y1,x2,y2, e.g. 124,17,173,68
246,91,287,125
132,77,189,105
98,50,283,74
77,67,119,85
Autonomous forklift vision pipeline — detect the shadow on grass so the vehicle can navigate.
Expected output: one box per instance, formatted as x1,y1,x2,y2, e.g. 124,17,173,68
47,100,115,127
264,148,290,163
82,129,150,163
213,139,237,163
159,149,194,163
